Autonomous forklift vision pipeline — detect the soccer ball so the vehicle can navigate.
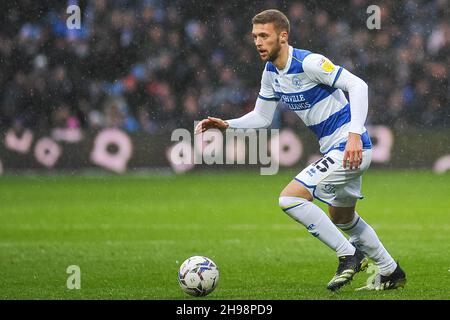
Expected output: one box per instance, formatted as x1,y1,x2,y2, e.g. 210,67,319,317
178,256,219,297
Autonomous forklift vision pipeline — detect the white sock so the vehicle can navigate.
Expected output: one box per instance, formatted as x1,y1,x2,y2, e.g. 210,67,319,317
336,212,397,276
279,196,356,257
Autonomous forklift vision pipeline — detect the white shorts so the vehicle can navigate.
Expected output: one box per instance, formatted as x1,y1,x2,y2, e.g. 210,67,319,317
294,149,372,207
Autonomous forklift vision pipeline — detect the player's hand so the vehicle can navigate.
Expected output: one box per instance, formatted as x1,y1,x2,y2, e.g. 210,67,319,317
194,117,229,134
343,132,363,170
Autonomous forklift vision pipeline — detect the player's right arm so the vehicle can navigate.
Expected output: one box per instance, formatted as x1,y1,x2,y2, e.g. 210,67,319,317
195,67,278,134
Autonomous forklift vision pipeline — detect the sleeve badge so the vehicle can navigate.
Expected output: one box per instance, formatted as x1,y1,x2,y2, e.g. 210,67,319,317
319,58,335,73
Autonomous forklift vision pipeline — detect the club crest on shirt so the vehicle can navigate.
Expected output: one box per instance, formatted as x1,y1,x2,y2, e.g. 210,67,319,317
292,75,302,88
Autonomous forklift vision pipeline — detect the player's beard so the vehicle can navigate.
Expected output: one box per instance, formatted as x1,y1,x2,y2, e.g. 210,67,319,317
267,37,282,62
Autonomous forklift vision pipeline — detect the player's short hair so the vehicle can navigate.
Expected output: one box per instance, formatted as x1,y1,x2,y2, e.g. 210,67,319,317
252,9,290,34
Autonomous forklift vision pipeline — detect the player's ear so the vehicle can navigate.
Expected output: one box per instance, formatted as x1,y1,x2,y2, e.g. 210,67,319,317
280,31,288,44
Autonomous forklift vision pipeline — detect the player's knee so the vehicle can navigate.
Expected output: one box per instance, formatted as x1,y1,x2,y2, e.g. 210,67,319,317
329,207,356,224
278,196,308,212
278,196,289,210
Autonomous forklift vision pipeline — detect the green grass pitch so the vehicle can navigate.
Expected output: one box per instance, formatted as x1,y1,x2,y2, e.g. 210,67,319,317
0,170,449,300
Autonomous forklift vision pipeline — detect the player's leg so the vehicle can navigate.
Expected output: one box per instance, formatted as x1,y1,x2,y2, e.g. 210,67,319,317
329,205,397,275
325,146,406,290
329,205,406,290
279,175,357,258
279,156,368,291
280,179,368,291
308,150,373,290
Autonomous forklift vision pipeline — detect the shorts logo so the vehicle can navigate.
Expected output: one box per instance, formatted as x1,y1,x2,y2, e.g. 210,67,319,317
307,167,317,177
323,184,336,194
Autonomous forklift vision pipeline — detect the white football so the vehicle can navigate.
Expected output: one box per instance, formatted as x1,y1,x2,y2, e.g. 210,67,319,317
178,256,219,297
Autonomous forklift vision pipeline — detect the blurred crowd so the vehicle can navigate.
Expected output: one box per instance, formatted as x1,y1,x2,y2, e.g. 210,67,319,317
0,0,449,135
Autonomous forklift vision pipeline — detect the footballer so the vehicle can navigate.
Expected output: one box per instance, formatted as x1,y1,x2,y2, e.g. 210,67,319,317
196,9,406,291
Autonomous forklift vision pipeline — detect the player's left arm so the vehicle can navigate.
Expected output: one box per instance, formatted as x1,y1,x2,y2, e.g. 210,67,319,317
303,54,368,170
